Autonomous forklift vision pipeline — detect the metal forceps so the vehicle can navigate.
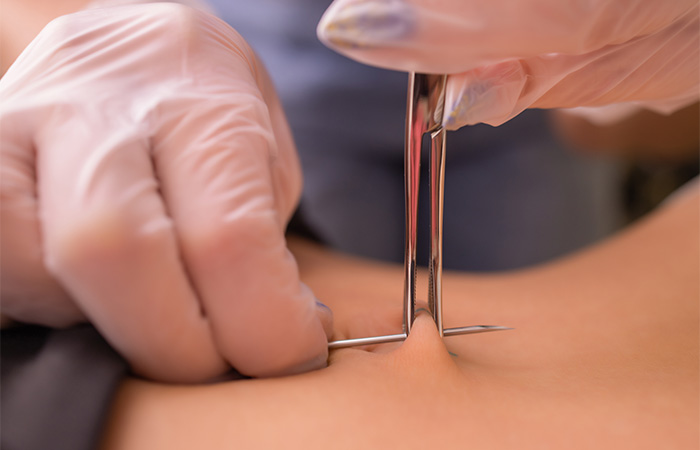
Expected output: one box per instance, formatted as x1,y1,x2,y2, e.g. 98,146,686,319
328,73,509,350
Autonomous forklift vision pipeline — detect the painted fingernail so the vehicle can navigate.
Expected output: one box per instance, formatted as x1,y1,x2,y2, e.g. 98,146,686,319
318,0,414,49
315,299,334,340
444,61,527,128
444,84,482,129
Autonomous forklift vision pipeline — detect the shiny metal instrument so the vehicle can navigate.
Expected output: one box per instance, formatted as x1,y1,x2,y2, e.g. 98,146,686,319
328,73,510,350
404,72,447,336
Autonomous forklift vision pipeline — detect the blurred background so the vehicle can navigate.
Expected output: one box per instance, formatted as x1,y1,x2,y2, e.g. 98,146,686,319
212,0,698,271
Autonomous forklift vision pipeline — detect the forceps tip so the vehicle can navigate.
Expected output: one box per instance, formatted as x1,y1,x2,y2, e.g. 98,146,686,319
327,325,512,350
442,325,513,336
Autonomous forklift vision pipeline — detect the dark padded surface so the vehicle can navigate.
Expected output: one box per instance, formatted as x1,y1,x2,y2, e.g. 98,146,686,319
1,324,127,450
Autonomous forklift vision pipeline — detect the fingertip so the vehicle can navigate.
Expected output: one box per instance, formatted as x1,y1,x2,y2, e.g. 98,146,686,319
444,61,528,128
259,297,332,376
315,299,335,340
244,329,330,378
273,347,329,377
212,279,332,379
317,0,415,51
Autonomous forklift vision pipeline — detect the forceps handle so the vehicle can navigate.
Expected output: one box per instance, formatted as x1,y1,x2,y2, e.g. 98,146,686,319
403,73,447,335
429,127,446,337
403,73,421,335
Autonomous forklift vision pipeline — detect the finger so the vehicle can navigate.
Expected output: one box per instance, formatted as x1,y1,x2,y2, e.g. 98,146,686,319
315,298,334,340
154,94,331,377
443,9,699,128
253,55,333,344
317,0,697,74
0,106,83,327
37,108,228,383
153,16,330,377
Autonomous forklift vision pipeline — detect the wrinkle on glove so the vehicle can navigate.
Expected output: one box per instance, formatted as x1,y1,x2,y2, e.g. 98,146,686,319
317,0,699,127
0,3,332,382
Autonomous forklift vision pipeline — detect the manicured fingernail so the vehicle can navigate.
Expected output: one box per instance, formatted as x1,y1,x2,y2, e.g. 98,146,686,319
444,61,528,128
315,299,334,340
316,300,330,310
318,0,414,49
444,85,480,129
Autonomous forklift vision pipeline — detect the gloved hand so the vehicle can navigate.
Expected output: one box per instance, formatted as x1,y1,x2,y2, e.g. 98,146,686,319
0,2,333,382
317,0,699,127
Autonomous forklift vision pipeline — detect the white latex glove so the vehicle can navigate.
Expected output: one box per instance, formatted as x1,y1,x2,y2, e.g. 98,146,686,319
0,3,333,382
317,0,699,127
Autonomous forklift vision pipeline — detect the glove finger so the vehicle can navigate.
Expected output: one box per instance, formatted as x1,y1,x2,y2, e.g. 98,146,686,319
443,10,699,128
37,110,228,382
255,46,336,343
317,0,696,74
155,98,330,377
152,16,330,377
0,108,83,327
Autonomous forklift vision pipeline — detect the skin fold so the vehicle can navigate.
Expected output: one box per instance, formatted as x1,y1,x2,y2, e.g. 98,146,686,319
2,2,697,446
102,185,699,450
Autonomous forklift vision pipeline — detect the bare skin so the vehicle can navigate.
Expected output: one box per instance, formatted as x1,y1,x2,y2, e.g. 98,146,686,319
102,185,699,450
3,2,698,447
